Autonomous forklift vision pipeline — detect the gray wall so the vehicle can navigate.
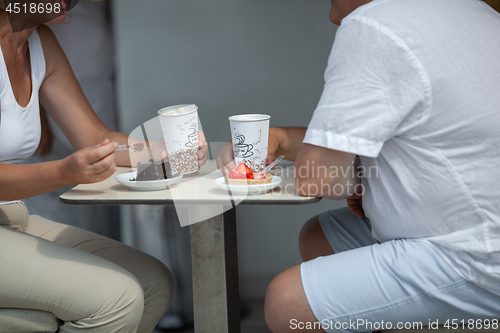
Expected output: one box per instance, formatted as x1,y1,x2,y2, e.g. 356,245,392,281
113,0,345,299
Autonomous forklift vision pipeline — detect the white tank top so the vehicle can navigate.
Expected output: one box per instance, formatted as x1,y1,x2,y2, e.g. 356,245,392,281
0,30,46,164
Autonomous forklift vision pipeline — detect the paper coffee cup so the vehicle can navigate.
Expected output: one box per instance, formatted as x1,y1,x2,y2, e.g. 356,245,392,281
229,114,270,172
158,104,199,175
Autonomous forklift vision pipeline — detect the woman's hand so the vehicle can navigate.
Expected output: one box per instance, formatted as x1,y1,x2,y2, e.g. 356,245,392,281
60,139,117,184
150,130,208,166
197,130,209,167
128,131,208,168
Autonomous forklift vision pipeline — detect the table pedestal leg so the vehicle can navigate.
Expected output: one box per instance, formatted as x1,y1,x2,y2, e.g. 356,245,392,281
190,205,240,333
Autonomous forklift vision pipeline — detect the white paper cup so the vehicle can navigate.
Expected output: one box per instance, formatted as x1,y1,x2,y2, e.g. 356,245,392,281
158,104,200,175
229,114,270,172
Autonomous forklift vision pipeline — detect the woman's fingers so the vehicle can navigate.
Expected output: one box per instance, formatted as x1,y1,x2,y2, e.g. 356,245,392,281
197,131,209,166
91,156,118,182
86,140,117,165
149,139,168,160
198,130,206,148
74,141,117,183
198,143,208,166
161,150,168,160
198,147,208,166
89,150,117,175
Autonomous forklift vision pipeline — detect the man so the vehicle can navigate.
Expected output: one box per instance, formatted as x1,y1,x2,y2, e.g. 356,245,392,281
218,0,500,332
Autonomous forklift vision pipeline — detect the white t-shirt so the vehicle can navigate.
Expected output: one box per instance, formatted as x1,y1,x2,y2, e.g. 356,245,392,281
304,0,500,296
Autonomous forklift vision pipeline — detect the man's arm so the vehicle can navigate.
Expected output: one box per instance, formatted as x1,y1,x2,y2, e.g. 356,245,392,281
295,143,358,200
216,127,307,171
267,127,307,162
216,126,361,201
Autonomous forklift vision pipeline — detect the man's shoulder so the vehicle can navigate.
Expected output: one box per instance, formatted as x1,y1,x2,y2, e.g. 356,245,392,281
347,0,493,26
340,0,490,47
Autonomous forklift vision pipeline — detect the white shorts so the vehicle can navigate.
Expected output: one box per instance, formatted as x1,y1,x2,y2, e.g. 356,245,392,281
300,207,500,333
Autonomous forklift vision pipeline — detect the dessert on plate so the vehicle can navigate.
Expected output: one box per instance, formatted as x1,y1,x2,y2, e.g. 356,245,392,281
135,159,172,181
226,163,272,185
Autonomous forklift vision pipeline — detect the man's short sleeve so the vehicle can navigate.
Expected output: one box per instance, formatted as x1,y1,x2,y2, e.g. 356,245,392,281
304,16,429,158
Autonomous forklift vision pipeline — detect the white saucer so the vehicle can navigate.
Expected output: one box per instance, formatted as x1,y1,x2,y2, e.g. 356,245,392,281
214,176,283,195
115,172,183,191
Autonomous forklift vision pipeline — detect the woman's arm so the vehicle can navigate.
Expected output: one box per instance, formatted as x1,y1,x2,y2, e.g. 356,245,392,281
0,25,207,201
0,140,117,201
34,105,53,156
36,25,132,166
0,26,123,201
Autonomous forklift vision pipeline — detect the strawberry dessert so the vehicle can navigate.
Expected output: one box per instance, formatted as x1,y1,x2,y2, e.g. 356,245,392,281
227,163,273,185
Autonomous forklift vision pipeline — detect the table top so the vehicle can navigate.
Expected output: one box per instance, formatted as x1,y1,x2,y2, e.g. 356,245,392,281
60,160,320,206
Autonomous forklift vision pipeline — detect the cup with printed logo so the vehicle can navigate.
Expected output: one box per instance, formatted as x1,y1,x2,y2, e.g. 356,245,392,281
229,114,270,172
158,104,199,175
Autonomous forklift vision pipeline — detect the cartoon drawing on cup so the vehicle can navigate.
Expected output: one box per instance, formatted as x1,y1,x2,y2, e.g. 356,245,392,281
233,133,254,158
158,104,200,175
186,123,198,148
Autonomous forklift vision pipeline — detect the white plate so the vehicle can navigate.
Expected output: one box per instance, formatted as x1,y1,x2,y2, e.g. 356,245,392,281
115,172,183,191
214,176,283,195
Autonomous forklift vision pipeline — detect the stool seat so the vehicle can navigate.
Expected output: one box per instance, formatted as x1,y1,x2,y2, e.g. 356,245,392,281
0,309,59,333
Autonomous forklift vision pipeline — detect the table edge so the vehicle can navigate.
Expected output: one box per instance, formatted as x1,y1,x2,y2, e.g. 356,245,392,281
59,197,322,206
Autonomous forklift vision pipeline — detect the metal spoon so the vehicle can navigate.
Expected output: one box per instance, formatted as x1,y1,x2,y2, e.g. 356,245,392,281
115,143,145,152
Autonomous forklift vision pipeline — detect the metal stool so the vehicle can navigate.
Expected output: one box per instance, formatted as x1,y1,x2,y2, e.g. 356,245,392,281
0,309,58,333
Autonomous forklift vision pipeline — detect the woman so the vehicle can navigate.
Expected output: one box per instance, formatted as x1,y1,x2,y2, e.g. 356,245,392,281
0,2,208,332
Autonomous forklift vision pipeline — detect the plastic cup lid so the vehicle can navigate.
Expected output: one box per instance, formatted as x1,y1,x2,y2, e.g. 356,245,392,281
228,114,270,122
158,104,198,116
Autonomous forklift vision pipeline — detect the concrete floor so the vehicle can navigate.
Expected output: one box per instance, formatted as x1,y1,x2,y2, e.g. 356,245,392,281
153,300,272,333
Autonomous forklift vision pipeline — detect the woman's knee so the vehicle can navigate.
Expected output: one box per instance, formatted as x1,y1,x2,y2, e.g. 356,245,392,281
81,270,145,331
131,253,174,314
75,255,172,331
115,275,145,325
147,257,174,306
299,215,334,262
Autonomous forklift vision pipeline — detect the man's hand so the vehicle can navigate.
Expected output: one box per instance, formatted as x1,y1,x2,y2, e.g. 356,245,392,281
346,193,366,217
216,140,235,175
215,130,283,175
266,128,282,166
216,127,306,174
60,139,117,185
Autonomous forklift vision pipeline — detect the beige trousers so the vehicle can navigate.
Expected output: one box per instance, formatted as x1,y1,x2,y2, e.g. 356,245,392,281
0,202,174,333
